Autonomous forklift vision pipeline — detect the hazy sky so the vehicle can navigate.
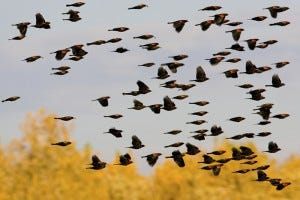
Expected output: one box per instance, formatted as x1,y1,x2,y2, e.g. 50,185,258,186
1,0,299,173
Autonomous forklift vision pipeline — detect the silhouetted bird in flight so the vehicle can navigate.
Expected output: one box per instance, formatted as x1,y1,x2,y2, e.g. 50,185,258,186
50,49,70,60
66,2,85,7
226,22,243,26
126,135,145,149
141,153,162,167
168,20,188,33
172,95,188,100
106,38,122,43
69,44,88,57
244,38,259,50
161,62,184,73
189,111,208,116
87,155,107,170
236,84,253,89
195,20,214,31
164,142,184,148
226,28,244,42
265,74,285,88
133,34,155,40
264,6,289,18
54,116,75,121
12,22,31,36
31,13,50,29
52,66,71,71
153,67,170,79
206,56,225,65
51,141,72,146
112,47,129,53
92,96,110,107
264,141,281,153
108,27,129,32
249,16,267,21
210,13,228,25
254,170,269,181
128,99,146,110
165,150,185,167
22,55,43,62
163,130,182,135
270,21,290,26
123,80,151,96
63,10,81,22
207,150,226,155
190,66,209,82
226,43,245,51
138,63,155,67
115,153,133,166
104,128,123,138
162,96,176,111
169,54,188,61
229,117,245,122
198,154,215,164
273,61,289,68
2,96,20,102
185,143,201,155
104,114,123,119
199,6,222,11
271,114,289,119
223,69,239,78
128,4,148,10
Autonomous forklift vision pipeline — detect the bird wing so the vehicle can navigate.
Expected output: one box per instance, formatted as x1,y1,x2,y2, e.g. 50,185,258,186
173,21,185,33
132,135,142,147
157,67,168,78
133,99,144,107
137,80,150,93
92,155,101,164
36,13,46,25
196,66,207,81
272,74,282,86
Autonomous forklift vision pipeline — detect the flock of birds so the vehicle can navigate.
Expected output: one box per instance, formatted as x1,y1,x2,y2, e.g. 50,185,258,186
5,1,293,191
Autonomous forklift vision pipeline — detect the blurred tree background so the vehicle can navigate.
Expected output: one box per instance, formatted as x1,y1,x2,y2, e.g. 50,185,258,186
0,109,298,200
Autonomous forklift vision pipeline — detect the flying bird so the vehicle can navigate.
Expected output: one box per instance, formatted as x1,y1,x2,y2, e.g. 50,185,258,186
168,20,188,33
51,141,72,146
141,153,162,167
2,96,20,102
92,96,110,107
126,135,145,149
31,13,50,29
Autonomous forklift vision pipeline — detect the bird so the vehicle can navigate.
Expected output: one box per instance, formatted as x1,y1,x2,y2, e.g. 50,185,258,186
224,58,241,63
273,61,289,68
210,13,228,25
63,10,81,22
257,66,272,72
198,154,215,164
54,116,75,121
86,155,107,170
165,150,185,167
2,96,20,102
208,125,223,136
240,146,254,156
241,160,257,165
249,16,267,21
177,84,196,91
22,55,43,62
104,114,123,119
161,62,184,73
133,34,155,40
270,21,290,26
231,147,245,160
86,40,106,46
50,49,70,60
244,39,259,50
92,96,110,107
190,66,209,82
189,101,209,106
190,133,206,141
226,43,245,51
216,158,232,164
207,150,226,155
225,22,243,26
147,104,163,114
264,141,281,153
66,56,84,61
162,96,176,111
199,6,222,11
112,47,129,53
31,13,50,29
51,141,72,146
160,80,178,89
169,54,188,61
138,63,155,68
104,128,123,138
264,6,289,18
123,80,151,96
126,135,145,149
140,42,159,49
242,133,255,138
50,70,69,76
223,69,239,78
12,22,31,36
106,38,122,43
256,132,272,137
276,182,291,190
254,170,269,181
115,153,133,166
66,2,85,7
108,27,129,32
226,28,244,41
213,51,231,56
189,111,208,116
69,44,88,57
226,134,245,140
52,66,71,71
271,114,289,119
164,142,184,148
195,20,214,31
172,95,188,100
236,84,253,89
185,143,201,155
186,120,207,125
128,4,148,10
261,40,278,45
141,153,162,167
206,56,225,65
163,130,182,135
168,20,188,33
229,117,245,122
265,74,285,88
153,67,170,79
233,169,251,174
128,99,146,110
252,165,270,171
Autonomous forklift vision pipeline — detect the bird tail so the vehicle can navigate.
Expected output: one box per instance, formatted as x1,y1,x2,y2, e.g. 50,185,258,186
86,43,93,46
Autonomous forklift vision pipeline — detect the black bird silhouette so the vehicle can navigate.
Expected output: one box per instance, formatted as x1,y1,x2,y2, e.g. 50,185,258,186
199,6,222,11
190,133,206,141
210,13,228,25
115,153,133,166
168,20,188,33
153,67,170,79
87,40,106,46
126,135,145,149
147,104,163,114
165,150,185,167
63,10,81,22
226,28,244,42
12,22,31,36
162,96,176,111
106,38,122,43
66,2,85,7
264,141,281,153
108,27,129,32
163,130,182,135
123,80,151,96
87,155,107,170
208,125,223,136
249,16,267,21
185,143,201,155
133,34,155,40
2,96,20,102
244,38,259,50
54,116,75,121
138,63,155,68
141,153,162,167
226,43,245,51
164,142,184,148
92,96,110,107
161,62,184,73
51,141,72,146
195,20,214,31
265,74,285,88
264,6,289,18
256,132,272,137
270,21,290,26
52,66,70,71
104,128,123,138
254,170,269,181
207,150,226,155
69,44,88,57
190,66,209,82
112,47,129,53
128,99,146,110
273,61,289,68
198,154,215,164
31,13,50,29
22,55,43,62
226,22,243,26
128,4,148,10
169,54,188,61
50,49,70,60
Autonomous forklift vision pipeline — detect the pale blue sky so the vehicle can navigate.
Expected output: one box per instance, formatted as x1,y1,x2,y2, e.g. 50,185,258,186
0,0,299,173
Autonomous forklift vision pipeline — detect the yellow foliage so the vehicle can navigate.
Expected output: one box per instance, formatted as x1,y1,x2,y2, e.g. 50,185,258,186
0,109,298,200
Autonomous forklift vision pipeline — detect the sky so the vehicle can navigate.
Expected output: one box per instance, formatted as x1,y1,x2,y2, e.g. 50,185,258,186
0,0,299,174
